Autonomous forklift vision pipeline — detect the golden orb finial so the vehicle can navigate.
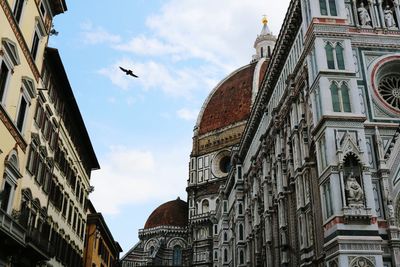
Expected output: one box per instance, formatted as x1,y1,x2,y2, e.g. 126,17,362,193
262,15,268,25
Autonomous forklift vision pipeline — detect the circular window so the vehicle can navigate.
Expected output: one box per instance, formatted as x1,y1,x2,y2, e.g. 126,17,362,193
219,156,231,173
211,150,231,178
378,74,400,110
371,56,400,115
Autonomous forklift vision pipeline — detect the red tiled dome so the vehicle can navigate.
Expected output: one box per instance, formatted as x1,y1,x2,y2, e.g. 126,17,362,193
144,198,188,229
198,63,257,135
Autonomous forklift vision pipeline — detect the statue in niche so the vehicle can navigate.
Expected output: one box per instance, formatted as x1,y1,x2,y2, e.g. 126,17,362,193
384,6,397,29
345,173,364,205
358,2,372,27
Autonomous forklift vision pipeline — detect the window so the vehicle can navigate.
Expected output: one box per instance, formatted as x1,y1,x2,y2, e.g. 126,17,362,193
1,152,21,213
0,182,12,212
330,82,351,112
0,61,10,103
39,0,47,18
238,203,243,215
320,0,337,16
239,250,244,265
13,0,25,23
172,245,182,266
223,249,228,263
31,30,40,60
325,42,345,70
16,94,28,131
239,224,244,241
319,135,327,170
322,180,333,218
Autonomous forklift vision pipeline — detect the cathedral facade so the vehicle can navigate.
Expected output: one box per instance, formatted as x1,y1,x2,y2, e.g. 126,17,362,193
122,0,400,266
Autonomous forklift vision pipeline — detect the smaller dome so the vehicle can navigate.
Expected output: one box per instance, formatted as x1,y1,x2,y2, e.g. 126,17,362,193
144,198,188,229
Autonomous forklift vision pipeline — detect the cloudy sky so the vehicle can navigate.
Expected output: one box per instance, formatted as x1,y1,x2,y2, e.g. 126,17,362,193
49,0,290,254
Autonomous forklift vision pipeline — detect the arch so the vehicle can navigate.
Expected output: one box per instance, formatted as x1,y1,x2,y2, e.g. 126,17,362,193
167,237,187,249
349,256,374,267
144,238,158,252
335,43,345,70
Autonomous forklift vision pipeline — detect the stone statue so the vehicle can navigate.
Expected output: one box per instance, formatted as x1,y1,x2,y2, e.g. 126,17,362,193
358,2,372,27
346,173,364,204
387,199,395,218
384,6,397,29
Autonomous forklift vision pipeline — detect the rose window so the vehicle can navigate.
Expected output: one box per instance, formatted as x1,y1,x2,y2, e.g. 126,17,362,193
378,74,400,110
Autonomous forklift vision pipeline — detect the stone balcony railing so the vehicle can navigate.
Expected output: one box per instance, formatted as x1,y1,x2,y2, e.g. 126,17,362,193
0,208,26,245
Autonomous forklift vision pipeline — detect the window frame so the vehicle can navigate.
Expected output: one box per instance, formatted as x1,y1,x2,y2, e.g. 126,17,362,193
13,0,26,24
320,0,337,16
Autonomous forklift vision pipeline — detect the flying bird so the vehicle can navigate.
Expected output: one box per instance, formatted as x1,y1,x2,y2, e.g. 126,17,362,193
119,66,139,78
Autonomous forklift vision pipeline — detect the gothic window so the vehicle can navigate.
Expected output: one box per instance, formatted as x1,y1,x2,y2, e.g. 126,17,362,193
322,180,333,219
320,0,337,16
325,42,345,70
223,249,228,263
239,250,244,264
172,245,182,266
331,82,351,112
223,231,228,242
325,43,335,69
238,224,244,240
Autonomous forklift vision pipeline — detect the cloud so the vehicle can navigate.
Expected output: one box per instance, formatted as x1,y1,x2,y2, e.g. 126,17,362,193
90,146,188,215
113,35,181,56
98,58,221,99
177,108,199,121
145,0,290,69
81,22,121,45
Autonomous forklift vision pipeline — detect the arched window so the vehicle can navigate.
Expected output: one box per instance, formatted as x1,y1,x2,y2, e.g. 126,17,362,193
239,250,244,264
149,246,154,255
331,83,340,112
202,199,209,213
223,248,228,263
335,44,345,70
172,245,182,266
223,232,228,241
330,82,351,112
260,47,264,58
239,224,244,241
325,43,335,69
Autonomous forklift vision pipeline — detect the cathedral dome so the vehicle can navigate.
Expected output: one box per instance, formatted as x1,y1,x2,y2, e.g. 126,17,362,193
196,63,257,136
144,198,188,229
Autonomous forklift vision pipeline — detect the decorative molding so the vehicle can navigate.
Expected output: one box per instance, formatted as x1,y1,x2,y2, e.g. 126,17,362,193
0,0,41,82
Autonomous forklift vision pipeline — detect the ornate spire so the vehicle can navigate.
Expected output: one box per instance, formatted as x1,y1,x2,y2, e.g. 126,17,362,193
260,15,272,36
252,15,276,61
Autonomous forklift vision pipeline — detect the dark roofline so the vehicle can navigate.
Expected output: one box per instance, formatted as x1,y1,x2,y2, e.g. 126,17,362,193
239,0,302,159
87,212,123,255
44,47,100,171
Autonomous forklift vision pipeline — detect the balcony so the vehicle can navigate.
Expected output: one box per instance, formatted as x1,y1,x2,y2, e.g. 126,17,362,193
25,227,55,259
0,208,26,245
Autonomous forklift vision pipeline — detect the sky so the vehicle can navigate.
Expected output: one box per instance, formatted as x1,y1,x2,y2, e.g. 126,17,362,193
49,0,290,254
